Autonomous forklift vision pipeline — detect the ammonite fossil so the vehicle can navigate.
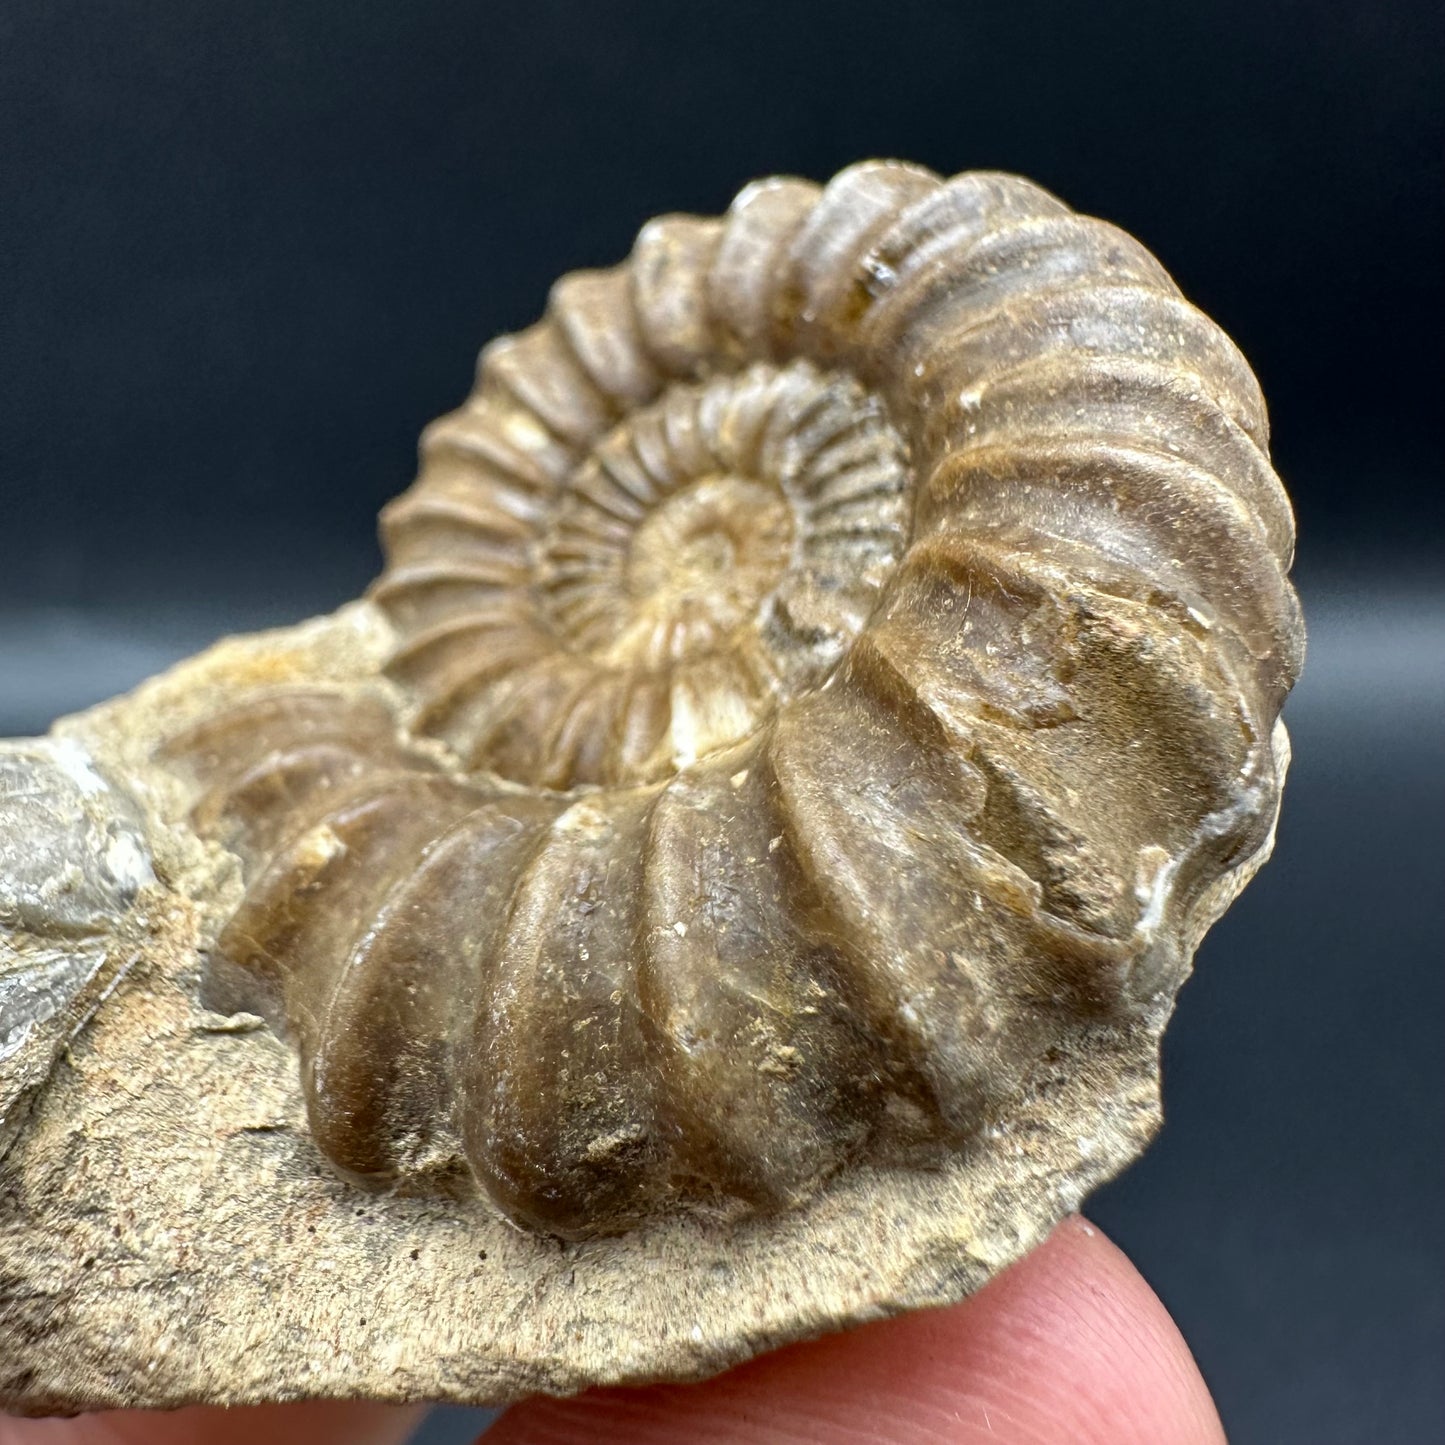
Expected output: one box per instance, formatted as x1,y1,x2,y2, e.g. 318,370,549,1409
162,162,1302,1241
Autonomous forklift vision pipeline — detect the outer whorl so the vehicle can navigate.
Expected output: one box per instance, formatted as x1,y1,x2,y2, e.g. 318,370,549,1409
162,163,1302,1239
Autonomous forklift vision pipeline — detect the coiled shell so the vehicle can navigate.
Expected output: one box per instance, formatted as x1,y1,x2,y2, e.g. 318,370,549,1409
162,163,1302,1239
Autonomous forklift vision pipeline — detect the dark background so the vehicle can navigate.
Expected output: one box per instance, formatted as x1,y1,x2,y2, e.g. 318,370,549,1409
1,3,1440,1441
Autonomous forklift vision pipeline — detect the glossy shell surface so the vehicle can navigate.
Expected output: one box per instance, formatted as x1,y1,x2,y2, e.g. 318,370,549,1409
162,163,1301,1239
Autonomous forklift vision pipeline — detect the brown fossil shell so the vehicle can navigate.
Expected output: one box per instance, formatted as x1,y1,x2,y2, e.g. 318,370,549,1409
161,162,1302,1240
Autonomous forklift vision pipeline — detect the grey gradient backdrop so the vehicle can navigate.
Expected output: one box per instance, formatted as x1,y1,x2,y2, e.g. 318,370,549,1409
1,4,1440,1442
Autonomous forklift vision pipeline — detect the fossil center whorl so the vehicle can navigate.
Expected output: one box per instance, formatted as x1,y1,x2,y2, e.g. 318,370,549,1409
557,472,794,662
389,360,912,788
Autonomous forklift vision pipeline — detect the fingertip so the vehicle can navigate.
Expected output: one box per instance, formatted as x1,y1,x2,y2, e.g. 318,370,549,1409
951,1214,1228,1445
489,1216,1225,1444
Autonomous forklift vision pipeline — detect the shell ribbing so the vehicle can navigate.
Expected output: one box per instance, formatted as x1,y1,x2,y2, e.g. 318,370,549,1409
160,163,1301,1238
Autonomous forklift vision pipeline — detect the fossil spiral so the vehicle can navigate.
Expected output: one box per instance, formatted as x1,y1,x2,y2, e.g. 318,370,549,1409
162,163,1302,1239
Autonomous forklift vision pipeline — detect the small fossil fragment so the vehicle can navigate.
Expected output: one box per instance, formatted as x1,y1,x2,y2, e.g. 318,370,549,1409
0,740,153,1157
0,162,1301,1412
